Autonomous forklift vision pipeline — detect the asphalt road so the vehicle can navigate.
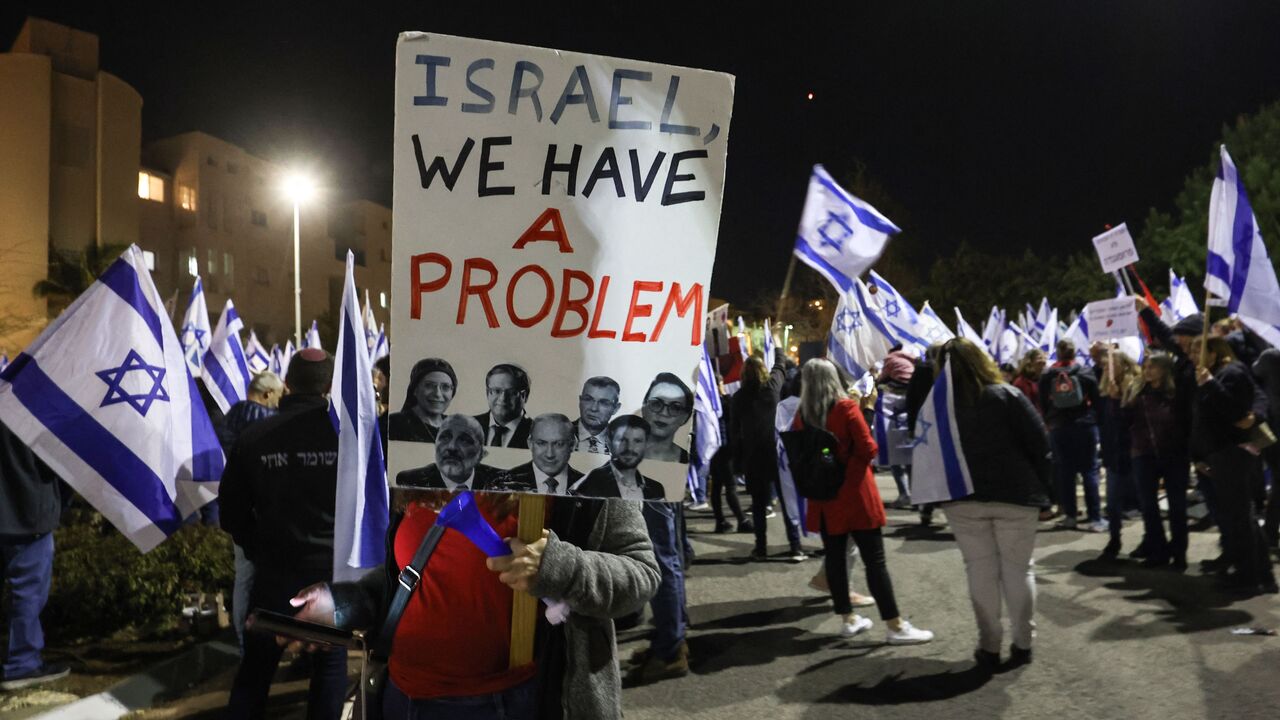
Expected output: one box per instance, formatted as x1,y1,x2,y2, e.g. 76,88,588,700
42,472,1278,720
619,473,1280,719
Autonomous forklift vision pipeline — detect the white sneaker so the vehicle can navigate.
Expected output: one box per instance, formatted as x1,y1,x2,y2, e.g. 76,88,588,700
840,614,873,637
1086,519,1110,533
886,620,934,645
687,501,710,511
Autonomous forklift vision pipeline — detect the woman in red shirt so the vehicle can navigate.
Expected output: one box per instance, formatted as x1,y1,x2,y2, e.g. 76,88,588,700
800,359,935,644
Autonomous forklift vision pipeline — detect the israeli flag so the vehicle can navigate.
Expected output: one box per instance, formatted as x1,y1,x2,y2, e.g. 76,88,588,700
1163,270,1199,322
304,320,323,351
774,396,809,537
280,340,296,379
371,324,389,363
202,300,250,415
0,246,224,552
867,270,936,355
179,277,211,378
954,308,986,347
331,251,390,583
996,325,1021,365
687,345,723,498
1039,308,1059,357
1063,313,1093,366
909,361,974,505
1034,299,1051,339
1207,146,1280,332
981,307,1005,353
794,164,901,293
362,289,378,353
244,330,271,374
827,279,893,379
918,303,956,347
762,317,777,361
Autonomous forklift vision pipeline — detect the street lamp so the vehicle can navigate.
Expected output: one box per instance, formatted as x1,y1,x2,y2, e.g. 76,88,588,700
282,172,316,348
784,324,794,352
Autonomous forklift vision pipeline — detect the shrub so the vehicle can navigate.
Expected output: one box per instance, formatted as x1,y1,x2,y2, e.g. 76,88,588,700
38,518,235,643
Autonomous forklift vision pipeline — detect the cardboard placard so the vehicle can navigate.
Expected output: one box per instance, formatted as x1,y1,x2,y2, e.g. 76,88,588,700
1092,223,1139,274
388,32,734,502
1085,297,1140,341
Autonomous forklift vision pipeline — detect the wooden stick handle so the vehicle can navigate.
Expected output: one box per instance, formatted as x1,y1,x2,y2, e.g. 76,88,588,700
1199,285,1214,368
509,493,546,668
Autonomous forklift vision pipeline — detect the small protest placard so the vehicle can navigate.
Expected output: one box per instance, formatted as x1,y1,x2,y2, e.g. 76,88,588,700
1086,297,1140,341
1092,223,1139,274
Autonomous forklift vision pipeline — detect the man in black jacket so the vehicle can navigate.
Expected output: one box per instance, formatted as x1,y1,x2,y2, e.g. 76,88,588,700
1038,339,1105,532
219,348,347,720
0,420,70,691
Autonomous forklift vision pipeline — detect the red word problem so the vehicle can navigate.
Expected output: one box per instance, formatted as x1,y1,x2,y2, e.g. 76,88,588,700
407,208,703,346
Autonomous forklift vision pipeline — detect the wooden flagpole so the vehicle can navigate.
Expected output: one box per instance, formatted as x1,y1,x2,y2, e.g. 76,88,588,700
775,254,798,324
509,494,546,668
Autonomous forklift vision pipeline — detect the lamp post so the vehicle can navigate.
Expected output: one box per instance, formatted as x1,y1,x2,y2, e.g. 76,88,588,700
283,173,315,348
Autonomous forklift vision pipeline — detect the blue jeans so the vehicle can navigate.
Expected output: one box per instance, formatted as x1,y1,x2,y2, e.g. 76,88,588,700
1134,454,1190,561
1104,464,1136,544
1051,425,1101,522
2,533,54,678
382,677,536,719
642,502,686,661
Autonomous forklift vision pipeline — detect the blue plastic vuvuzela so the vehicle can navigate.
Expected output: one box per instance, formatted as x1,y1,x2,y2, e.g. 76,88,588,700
436,491,512,557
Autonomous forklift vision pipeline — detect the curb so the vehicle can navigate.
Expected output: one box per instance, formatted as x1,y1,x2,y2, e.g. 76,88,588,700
32,640,240,720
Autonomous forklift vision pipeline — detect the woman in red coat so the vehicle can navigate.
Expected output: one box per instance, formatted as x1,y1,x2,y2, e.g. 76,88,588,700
801,359,934,643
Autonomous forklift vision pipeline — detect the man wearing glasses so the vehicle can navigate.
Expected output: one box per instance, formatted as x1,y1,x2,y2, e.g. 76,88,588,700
502,414,583,495
474,364,533,449
573,377,622,454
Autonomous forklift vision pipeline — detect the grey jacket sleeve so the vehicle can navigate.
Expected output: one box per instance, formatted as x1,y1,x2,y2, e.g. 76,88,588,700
530,499,660,619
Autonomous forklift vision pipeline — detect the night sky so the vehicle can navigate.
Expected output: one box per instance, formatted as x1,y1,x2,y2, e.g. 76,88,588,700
6,2,1280,305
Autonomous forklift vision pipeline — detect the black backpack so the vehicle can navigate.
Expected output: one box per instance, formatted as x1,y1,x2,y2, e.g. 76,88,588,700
780,423,845,501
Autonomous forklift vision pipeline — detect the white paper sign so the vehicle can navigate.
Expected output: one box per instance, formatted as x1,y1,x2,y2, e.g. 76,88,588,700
388,32,734,502
1086,297,1140,341
1092,223,1139,274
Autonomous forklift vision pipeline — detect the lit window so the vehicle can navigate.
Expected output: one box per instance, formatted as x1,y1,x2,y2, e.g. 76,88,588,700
187,252,198,277
379,291,387,309
142,250,156,270
137,172,165,202
178,185,196,211
224,253,234,284
207,248,218,275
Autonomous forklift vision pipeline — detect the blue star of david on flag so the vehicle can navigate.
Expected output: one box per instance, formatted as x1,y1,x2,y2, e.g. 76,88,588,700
816,210,854,252
909,419,932,448
884,298,902,318
96,349,170,417
836,307,862,334
925,326,946,341
180,323,206,350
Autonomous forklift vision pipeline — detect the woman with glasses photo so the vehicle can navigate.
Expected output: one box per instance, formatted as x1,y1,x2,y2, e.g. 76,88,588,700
641,373,694,463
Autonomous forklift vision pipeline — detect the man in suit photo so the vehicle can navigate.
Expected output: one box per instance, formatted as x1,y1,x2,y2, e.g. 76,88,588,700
572,376,622,454
394,414,503,491
474,364,533,449
501,414,583,495
571,415,667,501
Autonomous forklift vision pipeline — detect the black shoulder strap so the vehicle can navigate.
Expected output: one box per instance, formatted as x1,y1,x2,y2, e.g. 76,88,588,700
371,522,445,659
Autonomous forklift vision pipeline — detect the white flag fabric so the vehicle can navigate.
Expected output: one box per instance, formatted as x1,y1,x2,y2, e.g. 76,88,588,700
909,361,974,505
828,279,894,378
1039,308,1060,356
179,277,212,378
371,324,389,363
1207,146,1280,337
918,302,956,347
1161,270,1199,322
996,325,1021,366
1062,313,1093,366
0,246,224,551
202,300,251,415
244,330,271,375
762,318,777,361
362,290,378,353
794,164,902,293
331,251,390,583
866,271,938,356
981,307,1005,353
954,308,985,347
304,320,323,351
1034,298,1051,340
774,396,809,537
687,345,723,499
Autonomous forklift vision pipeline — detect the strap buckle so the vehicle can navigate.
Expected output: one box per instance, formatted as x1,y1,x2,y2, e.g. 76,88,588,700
397,565,422,592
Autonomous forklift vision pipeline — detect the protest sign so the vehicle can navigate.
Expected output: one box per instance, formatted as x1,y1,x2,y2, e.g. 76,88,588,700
388,32,734,502
1085,297,1140,341
1092,223,1139,274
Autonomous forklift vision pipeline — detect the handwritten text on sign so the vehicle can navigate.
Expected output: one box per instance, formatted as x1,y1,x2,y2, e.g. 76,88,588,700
1092,223,1140,275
